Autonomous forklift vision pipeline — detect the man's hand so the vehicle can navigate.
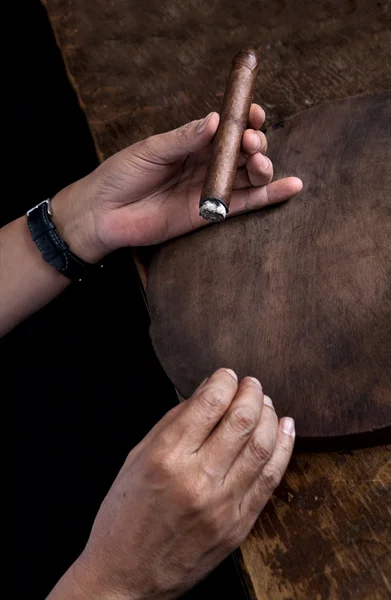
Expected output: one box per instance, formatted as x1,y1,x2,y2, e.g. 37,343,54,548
53,105,303,262
49,369,295,600
0,105,302,335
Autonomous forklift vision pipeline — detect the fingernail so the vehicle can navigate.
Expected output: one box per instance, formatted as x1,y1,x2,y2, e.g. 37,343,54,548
252,134,260,151
249,376,262,389
262,156,269,169
224,368,238,382
263,395,274,408
197,112,213,134
281,417,295,436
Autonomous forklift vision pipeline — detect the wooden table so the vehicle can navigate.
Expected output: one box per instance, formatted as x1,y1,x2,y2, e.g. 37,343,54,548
43,1,391,597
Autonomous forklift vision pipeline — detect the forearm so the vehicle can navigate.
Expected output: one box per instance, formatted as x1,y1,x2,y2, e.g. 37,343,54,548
0,214,69,336
0,178,103,337
47,561,95,600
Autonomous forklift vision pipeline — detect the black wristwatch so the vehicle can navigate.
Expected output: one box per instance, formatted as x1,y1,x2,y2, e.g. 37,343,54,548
27,199,96,281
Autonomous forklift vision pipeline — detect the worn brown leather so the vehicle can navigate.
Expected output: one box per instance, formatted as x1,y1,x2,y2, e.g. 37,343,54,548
148,92,391,440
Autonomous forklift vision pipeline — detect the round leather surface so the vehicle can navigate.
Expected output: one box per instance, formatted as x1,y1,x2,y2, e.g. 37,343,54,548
147,92,391,439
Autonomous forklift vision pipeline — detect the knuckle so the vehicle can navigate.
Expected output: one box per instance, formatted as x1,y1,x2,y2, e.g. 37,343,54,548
265,406,279,429
175,123,190,146
244,187,252,211
157,429,176,452
262,465,282,492
248,435,272,464
178,477,210,512
138,137,156,161
260,132,268,152
148,449,176,478
198,386,228,413
229,406,257,435
164,404,183,420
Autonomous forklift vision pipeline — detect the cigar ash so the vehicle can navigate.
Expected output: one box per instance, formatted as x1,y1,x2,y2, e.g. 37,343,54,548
199,199,228,223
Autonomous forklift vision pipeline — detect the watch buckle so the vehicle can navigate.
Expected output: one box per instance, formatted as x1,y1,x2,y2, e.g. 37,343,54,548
27,198,52,217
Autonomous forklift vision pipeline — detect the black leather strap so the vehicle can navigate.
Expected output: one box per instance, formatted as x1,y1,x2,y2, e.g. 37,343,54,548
27,199,94,281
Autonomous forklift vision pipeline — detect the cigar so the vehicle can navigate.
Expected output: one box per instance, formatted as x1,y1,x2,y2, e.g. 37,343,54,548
199,48,260,223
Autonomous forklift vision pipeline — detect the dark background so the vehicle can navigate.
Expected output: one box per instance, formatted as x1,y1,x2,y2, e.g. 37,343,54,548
9,2,246,598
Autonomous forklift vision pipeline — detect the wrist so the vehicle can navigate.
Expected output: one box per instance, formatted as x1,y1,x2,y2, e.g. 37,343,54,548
50,179,107,264
69,554,143,600
48,556,134,600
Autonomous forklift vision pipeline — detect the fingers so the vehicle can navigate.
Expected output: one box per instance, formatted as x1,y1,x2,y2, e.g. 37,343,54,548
229,177,303,217
233,167,251,189
224,395,278,492
143,112,219,164
233,154,272,190
241,416,295,517
139,104,264,167
246,153,273,187
175,368,239,451
242,129,268,156
248,103,266,130
132,377,211,455
200,377,264,479
243,105,266,160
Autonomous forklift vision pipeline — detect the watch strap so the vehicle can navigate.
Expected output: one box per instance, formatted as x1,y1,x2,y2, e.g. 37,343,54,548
27,199,93,281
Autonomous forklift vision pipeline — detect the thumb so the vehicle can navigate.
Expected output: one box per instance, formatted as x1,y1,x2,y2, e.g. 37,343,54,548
145,112,219,163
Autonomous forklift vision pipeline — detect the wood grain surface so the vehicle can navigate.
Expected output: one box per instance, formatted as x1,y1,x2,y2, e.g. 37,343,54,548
240,446,391,600
42,0,391,161
147,92,391,441
42,0,391,597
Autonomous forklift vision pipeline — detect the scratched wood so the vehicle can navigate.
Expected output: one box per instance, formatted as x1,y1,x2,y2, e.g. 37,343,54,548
42,0,391,161
241,447,391,600
43,0,391,597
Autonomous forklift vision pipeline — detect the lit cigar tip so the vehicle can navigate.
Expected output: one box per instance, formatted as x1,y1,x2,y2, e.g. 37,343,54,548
199,199,228,223
233,47,259,71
